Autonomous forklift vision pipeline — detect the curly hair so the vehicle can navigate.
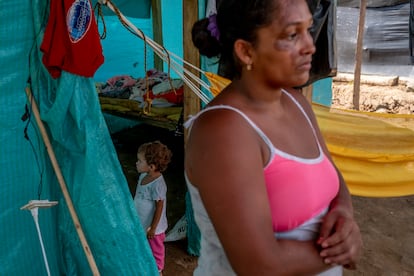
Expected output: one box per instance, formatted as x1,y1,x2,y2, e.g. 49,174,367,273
138,141,172,172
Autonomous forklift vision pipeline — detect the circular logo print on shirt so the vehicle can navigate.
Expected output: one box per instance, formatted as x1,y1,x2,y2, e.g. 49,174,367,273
66,0,92,43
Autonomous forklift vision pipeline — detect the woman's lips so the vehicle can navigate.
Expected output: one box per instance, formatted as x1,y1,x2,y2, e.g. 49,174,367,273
298,61,312,71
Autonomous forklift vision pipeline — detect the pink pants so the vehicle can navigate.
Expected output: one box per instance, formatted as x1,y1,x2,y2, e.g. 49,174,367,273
148,232,165,272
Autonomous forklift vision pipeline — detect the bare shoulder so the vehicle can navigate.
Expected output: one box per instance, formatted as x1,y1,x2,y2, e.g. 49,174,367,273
186,105,255,153
185,104,262,181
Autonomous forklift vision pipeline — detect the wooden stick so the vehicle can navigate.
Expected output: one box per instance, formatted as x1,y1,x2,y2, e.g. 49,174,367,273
152,0,164,72
25,86,100,276
183,0,200,141
353,0,367,110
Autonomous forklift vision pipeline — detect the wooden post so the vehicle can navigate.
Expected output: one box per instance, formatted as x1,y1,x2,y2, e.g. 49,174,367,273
183,0,201,133
152,0,164,71
25,87,100,276
353,0,367,110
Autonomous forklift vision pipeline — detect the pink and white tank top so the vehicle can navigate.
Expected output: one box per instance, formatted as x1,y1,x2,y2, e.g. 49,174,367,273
185,90,339,232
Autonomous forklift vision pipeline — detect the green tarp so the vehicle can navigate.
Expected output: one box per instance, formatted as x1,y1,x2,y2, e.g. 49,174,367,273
0,0,158,274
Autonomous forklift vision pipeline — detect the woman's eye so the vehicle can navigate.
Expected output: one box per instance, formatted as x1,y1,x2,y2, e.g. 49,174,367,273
308,26,315,35
287,33,297,40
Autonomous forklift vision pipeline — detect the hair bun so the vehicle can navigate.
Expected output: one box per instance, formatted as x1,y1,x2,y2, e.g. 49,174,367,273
191,18,221,58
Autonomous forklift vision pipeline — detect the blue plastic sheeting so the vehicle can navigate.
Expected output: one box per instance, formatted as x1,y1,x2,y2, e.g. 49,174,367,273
0,0,158,275
364,3,411,51
337,4,411,52
94,0,151,19
185,193,201,256
313,78,333,107
94,0,183,83
95,16,155,83
338,0,408,8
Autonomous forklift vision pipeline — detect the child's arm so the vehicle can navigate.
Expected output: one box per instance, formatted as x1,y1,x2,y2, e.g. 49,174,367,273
147,199,164,239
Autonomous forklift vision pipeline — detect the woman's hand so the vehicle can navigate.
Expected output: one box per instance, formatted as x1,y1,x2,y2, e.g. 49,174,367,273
317,205,363,269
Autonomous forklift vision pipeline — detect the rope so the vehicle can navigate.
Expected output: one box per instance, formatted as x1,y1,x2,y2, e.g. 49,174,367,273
94,3,107,39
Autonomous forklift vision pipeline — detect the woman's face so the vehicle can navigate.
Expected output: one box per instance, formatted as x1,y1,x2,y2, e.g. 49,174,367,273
249,0,315,88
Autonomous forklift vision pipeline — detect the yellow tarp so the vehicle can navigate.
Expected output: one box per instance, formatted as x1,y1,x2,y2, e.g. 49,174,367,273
315,105,414,197
205,73,414,197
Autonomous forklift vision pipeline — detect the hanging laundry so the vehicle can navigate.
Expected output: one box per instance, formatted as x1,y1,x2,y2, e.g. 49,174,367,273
40,0,104,78
206,0,217,16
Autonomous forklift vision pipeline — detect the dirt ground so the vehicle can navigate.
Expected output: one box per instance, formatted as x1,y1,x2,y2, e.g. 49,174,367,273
112,80,414,275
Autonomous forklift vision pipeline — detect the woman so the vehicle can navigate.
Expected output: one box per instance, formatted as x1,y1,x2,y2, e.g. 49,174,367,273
185,0,362,275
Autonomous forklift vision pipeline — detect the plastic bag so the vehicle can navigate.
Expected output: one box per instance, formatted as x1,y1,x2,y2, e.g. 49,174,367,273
165,215,187,242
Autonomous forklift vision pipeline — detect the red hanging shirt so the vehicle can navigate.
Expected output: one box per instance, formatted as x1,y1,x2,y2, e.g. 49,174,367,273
41,0,104,78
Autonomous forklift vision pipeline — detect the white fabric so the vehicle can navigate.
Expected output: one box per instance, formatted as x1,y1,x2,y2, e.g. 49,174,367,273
152,79,183,95
206,0,217,16
134,173,168,235
186,174,236,276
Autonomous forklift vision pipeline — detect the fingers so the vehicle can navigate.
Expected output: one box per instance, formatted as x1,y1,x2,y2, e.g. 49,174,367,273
321,243,360,267
318,215,335,242
317,203,362,268
320,217,350,248
318,207,353,243
319,222,363,266
320,241,350,264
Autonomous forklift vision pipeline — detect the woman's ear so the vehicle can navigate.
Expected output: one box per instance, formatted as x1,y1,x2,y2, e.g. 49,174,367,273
234,39,253,67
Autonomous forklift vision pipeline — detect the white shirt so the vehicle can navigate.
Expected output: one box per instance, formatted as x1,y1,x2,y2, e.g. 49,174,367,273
134,173,168,235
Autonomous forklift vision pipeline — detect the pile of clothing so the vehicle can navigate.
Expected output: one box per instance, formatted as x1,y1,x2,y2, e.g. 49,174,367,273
97,69,184,107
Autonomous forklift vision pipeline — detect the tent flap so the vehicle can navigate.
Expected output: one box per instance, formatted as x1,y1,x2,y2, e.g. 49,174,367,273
0,0,158,274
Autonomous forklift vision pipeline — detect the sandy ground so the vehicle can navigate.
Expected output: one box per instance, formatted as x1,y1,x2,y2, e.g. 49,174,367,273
331,79,414,275
113,80,414,275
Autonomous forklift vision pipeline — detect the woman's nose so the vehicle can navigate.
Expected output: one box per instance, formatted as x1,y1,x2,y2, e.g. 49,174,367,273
304,32,316,55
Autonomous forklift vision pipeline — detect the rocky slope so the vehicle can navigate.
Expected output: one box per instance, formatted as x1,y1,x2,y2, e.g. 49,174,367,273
331,74,414,114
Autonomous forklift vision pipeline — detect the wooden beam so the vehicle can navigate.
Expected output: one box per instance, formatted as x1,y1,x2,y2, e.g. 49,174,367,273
152,0,164,71
183,0,201,127
353,0,367,110
25,86,100,276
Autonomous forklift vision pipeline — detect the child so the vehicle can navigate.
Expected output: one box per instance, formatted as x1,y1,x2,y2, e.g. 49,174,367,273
134,141,172,275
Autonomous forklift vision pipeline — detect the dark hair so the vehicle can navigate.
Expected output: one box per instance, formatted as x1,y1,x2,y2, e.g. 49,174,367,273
191,18,222,58
191,0,280,79
138,141,172,172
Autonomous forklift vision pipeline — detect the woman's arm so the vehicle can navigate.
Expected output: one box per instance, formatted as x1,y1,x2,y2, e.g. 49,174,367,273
185,108,333,275
291,89,363,268
318,165,362,268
